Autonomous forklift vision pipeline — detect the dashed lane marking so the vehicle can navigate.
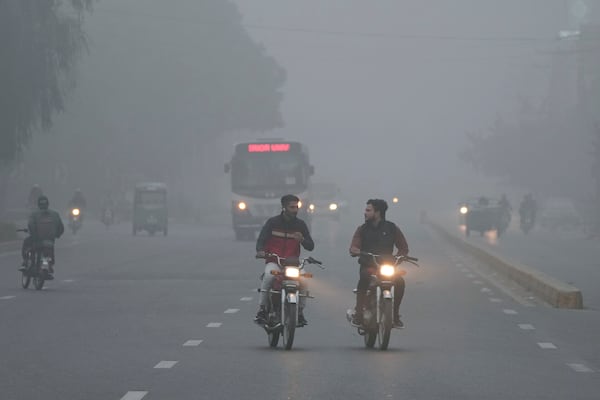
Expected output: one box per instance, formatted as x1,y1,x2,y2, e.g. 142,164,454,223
518,324,535,330
490,298,502,303
240,297,253,301
481,288,492,293
503,309,518,315
466,274,476,278
567,363,594,373
154,361,178,369
224,308,240,314
120,391,148,400
473,280,483,285
183,340,203,347
0,296,16,300
538,342,557,349
62,279,75,283
207,322,222,328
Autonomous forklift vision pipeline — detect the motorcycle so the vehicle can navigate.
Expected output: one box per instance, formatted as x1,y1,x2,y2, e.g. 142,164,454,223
18,229,54,290
346,252,419,350
69,207,82,234
256,252,324,350
519,209,535,234
101,207,114,228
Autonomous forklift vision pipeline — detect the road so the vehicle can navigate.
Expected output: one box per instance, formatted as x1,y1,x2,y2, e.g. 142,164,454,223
0,214,597,399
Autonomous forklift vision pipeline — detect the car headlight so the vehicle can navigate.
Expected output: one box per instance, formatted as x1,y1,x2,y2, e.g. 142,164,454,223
380,264,395,277
72,208,80,216
309,204,315,211
459,206,468,215
392,197,399,204
285,267,300,278
329,203,338,211
237,201,247,211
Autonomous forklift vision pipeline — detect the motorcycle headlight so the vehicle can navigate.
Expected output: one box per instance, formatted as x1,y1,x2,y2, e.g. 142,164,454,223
460,206,468,215
237,201,247,211
380,264,395,277
392,197,399,204
285,267,300,278
329,203,338,211
298,201,303,208
72,208,80,216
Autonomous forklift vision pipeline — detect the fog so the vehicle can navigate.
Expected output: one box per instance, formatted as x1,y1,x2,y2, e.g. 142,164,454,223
6,0,599,223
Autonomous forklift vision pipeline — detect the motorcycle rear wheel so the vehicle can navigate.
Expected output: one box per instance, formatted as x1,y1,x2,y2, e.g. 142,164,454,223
21,272,31,289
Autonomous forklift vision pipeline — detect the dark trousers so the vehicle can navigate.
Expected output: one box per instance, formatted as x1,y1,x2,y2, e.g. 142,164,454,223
355,265,405,316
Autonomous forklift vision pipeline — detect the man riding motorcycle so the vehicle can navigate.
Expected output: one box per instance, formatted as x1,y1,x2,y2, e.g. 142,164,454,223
349,198,409,328
519,193,537,224
19,196,64,278
255,194,315,326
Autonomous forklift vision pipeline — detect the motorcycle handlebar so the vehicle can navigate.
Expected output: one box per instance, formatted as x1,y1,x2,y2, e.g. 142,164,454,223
357,251,419,265
256,252,325,268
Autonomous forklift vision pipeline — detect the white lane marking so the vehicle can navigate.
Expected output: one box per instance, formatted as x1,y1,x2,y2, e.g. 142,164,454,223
154,361,178,369
461,268,469,273
567,363,594,373
120,391,148,400
503,309,518,315
62,279,75,283
466,274,476,278
224,308,240,314
480,288,492,293
0,296,16,300
538,342,557,349
207,322,222,328
490,298,502,303
183,340,203,347
240,297,253,301
518,324,535,330
473,280,483,285
455,263,463,267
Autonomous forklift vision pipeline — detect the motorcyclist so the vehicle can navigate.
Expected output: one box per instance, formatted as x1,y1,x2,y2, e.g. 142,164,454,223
101,193,115,223
19,195,64,278
27,184,43,209
69,189,87,210
349,199,409,328
254,194,315,326
519,193,537,223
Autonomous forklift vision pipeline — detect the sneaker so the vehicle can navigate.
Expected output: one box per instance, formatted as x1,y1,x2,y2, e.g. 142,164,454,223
254,307,267,324
393,315,404,329
297,313,308,326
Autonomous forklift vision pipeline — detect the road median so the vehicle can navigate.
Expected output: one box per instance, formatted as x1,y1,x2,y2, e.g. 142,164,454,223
429,220,583,309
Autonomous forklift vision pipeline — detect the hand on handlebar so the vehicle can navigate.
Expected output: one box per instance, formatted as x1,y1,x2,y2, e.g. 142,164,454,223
349,247,361,257
255,250,266,259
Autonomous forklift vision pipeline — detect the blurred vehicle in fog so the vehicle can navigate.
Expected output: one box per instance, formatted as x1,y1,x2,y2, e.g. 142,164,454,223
308,182,347,221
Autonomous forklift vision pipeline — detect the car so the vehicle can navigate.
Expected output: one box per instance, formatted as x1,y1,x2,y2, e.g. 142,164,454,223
308,182,347,221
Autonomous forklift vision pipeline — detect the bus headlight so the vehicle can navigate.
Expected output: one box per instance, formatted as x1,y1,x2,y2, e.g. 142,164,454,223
285,267,300,278
380,265,395,277
309,204,315,211
72,208,80,216
237,202,247,211
329,203,338,211
392,197,399,204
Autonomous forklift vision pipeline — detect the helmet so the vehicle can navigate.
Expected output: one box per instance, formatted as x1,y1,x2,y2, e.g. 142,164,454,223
37,195,49,210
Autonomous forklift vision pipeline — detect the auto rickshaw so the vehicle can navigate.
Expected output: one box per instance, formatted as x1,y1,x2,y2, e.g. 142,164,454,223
132,183,168,236
464,196,510,237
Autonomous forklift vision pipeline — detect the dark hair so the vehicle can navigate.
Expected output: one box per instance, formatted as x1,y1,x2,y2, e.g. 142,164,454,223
38,195,49,210
281,194,300,207
367,198,388,219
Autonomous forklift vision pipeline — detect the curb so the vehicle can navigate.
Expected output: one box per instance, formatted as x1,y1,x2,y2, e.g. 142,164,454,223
429,220,583,309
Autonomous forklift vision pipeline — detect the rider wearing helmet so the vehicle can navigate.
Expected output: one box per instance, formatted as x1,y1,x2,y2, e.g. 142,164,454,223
349,199,409,328
255,194,315,326
19,196,64,277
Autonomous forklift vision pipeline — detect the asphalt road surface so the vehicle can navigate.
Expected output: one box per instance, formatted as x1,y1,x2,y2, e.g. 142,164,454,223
1,213,598,399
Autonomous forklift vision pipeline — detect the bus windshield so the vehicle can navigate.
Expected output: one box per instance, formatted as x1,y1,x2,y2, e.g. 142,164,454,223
231,152,308,194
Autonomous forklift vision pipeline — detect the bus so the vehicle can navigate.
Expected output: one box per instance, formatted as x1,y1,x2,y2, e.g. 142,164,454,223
224,139,314,240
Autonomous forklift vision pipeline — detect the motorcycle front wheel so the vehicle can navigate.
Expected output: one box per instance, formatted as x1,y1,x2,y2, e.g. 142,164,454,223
378,299,393,350
33,274,45,290
21,271,31,289
282,302,297,350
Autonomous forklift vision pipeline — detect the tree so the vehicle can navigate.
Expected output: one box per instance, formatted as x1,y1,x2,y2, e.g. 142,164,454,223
0,0,92,214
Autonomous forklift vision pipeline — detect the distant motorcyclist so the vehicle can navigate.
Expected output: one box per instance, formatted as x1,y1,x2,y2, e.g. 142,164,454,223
519,193,537,224
349,199,409,328
27,184,43,209
254,194,315,326
69,189,87,210
101,193,115,224
19,196,64,277
499,194,512,213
